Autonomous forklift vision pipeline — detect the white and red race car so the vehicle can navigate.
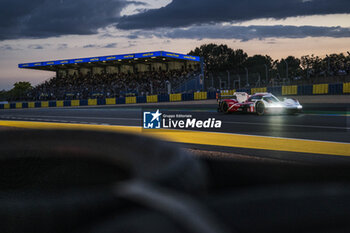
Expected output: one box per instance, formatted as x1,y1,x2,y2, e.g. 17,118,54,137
218,92,303,115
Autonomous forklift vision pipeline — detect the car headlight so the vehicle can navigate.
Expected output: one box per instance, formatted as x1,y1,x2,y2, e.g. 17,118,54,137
268,103,283,108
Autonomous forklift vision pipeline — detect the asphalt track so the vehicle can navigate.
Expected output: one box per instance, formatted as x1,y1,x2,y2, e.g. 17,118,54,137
0,101,349,163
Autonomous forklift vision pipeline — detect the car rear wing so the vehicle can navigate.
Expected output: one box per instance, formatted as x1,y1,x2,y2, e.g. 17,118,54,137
217,93,237,101
217,92,249,103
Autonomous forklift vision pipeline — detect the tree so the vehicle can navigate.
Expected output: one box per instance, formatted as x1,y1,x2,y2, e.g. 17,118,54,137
243,55,273,77
8,81,32,101
276,56,302,79
189,43,247,73
0,90,9,101
301,55,325,78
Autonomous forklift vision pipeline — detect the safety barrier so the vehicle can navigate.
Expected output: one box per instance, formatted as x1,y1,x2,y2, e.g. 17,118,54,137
125,96,136,104
88,99,97,106
329,83,343,95
71,100,80,107
41,101,49,108
182,93,194,101
169,93,182,102
236,88,251,94
137,96,147,103
80,100,88,106
116,97,125,104
220,89,236,96
15,103,22,109
267,86,282,96
158,94,170,102
1,82,349,110
106,98,116,105
251,87,267,95
313,84,329,95
194,92,207,100
297,85,313,95
282,85,298,95
146,95,158,103
343,82,350,93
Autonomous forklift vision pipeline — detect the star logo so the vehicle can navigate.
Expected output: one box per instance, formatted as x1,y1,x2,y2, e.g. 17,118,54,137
150,109,162,122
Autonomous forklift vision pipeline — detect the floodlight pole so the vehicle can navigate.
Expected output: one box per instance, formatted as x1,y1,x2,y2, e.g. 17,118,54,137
227,70,230,89
264,64,268,86
244,67,248,87
200,57,205,77
237,74,241,89
326,55,330,75
283,59,288,81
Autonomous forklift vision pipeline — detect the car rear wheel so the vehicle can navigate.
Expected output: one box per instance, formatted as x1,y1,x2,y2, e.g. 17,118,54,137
217,102,223,112
222,102,229,113
256,101,265,116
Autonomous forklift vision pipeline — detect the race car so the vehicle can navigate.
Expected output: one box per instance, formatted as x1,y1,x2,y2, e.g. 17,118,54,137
218,92,303,115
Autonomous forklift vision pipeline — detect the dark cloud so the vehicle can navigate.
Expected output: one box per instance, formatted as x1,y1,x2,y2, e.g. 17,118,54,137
28,44,44,49
0,0,138,40
127,34,139,39
83,43,118,49
0,45,16,51
83,44,97,48
1,0,349,42
102,43,117,48
57,43,68,50
117,0,350,30
132,24,350,41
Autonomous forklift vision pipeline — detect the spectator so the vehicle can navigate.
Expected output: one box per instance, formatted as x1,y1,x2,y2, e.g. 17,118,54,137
30,69,200,101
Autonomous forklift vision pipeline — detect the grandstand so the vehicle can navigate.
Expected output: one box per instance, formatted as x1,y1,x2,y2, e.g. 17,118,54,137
19,51,203,100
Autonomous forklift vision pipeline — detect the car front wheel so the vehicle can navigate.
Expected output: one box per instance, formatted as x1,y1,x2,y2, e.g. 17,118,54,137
256,101,265,116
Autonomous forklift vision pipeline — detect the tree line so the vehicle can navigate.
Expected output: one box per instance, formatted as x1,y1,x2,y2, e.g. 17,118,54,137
189,43,350,82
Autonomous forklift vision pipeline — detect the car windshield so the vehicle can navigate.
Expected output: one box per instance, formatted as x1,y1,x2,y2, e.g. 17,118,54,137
248,95,263,101
263,96,279,103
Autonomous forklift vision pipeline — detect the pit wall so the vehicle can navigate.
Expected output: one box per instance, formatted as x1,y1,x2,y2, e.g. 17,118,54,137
1,82,349,109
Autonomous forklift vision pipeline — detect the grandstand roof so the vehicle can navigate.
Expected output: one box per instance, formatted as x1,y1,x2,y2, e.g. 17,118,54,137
18,51,201,71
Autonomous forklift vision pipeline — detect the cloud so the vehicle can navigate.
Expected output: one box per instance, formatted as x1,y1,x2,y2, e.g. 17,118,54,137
0,45,16,51
57,43,68,50
117,0,350,30
28,44,44,49
131,24,350,41
83,44,97,48
102,43,118,48
83,43,118,49
1,0,350,42
0,0,140,40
